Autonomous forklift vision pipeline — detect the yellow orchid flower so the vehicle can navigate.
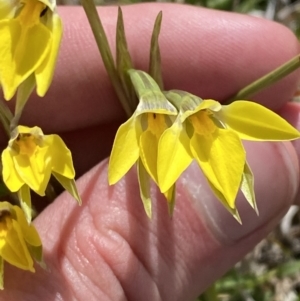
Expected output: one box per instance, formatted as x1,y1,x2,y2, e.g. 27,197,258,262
108,70,177,217
158,90,300,219
0,201,43,289
1,126,81,221
0,0,62,100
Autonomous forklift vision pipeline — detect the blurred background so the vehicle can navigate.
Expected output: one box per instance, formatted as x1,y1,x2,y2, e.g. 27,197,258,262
57,0,300,39
56,0,300,300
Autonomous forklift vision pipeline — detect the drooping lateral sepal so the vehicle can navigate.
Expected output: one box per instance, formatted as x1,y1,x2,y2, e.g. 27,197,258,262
53,172,82,205
240,161,258,214
137,159,152,218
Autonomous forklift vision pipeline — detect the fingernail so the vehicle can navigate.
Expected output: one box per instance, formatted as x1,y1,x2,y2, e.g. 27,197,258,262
181,141,299,243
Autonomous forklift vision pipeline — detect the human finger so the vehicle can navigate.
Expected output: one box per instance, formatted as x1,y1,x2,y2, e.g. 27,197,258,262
0,139,298,300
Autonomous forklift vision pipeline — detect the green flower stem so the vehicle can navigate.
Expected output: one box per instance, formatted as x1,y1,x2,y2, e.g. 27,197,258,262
0,99,12,137
11,74,35,132
80,0,132,117
225,54,300,104
45,182,58,203
149,11,163,90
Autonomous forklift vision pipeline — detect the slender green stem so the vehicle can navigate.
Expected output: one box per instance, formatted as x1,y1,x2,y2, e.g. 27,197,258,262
80,0,132,116
149,11,163,90
0,99,13,137
45,181,58,203
116,7,137,111
11,74,35,131
224,54,300,104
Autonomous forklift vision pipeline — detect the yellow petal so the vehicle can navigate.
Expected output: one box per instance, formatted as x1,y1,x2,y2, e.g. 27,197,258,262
140,112,171,184
0,220,34,271
157,120,193,192
52,172,81,205
109,117,140,184
221,101,300,140
12,204,43,266
140,114,166,183
46,135,75,179
35,14,62,97
1,148,24,192
0,20,51,100
13,146,50,195
139,129,159,184
14,205,41,247
137,159,152,218
190,128,246,209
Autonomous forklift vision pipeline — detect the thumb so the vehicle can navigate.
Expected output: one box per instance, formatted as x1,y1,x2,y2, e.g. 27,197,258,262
0,141,298,301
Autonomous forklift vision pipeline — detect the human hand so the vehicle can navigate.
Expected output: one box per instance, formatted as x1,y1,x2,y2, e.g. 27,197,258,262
2,4,300,300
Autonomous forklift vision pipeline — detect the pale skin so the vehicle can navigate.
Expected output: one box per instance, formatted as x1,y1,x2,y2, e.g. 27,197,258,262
2,3,300,301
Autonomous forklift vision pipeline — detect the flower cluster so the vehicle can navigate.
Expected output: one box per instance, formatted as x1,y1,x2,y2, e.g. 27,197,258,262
0,0,80,288
0,0,299,292
109,70,300,220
